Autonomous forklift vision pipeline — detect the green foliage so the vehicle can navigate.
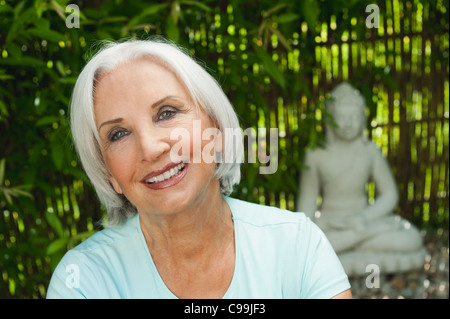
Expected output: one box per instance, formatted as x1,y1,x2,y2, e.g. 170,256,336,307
0,158,33,205
0,0,448,298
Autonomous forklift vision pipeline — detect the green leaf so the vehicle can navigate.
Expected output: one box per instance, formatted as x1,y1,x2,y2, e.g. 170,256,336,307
171,1,182,24
0,74,15,81
2,188,13,204
275,13,299,24
127,3,169,29
0,100,8,118
33,17,50,30
36,116,60,127
180,0,212,11
51,142,64,170
269,27,292,51
99,16,128,24
5,186,32,198
165,16,180,42
50,0,66,20
0,56,44,67
13,0,27,19
6,6,36,43
0,158,5,185
34,0,48,18
45,210,64,238
55,60,66,77
263,4,288,18
46,238,69,255
5,43,22,58
58,77,77,85
27,28,66,43
0,4,13,14
254,46,286,89
300,0,319,31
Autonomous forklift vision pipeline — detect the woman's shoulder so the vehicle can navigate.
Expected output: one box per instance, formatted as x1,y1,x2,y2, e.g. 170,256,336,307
69,213,140,254
47,214,142,298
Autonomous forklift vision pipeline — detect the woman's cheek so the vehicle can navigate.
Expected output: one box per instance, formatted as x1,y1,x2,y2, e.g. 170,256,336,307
103,141,135,182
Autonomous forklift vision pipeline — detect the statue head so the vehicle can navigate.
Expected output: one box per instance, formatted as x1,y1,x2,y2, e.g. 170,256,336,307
325,82,367,143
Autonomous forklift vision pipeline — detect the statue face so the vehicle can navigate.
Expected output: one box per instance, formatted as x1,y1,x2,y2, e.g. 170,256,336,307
331,104,364,142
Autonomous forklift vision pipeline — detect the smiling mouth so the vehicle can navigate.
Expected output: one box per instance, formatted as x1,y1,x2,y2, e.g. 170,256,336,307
144,162,186,184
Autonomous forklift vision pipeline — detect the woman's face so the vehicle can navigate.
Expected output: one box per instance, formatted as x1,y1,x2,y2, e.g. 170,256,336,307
94,58,221,216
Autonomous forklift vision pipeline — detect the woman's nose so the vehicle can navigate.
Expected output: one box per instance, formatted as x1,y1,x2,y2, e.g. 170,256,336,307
136,130,171,162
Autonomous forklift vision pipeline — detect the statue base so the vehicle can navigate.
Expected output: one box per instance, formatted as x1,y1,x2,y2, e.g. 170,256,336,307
339,248,427,276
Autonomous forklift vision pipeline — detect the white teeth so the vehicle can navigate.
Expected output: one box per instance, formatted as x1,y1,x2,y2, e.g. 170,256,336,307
145,163,185,184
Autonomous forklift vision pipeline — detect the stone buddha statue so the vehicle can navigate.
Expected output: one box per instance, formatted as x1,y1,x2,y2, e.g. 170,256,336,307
297,82,426,276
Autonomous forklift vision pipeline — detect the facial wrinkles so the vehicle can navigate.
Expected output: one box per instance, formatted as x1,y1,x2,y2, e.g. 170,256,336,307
93,59,220,205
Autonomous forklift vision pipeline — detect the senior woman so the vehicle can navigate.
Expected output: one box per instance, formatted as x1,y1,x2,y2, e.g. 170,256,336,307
46,39,351,299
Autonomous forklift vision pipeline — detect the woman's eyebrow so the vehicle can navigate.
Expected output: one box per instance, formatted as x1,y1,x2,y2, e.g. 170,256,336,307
151,95,181,108
98,118,123,132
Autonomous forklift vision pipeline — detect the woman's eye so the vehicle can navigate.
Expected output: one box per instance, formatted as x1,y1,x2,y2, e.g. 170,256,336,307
109,129,128,142
158,109,176,121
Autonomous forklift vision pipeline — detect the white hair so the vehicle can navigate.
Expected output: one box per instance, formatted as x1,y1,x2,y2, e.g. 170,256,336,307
70,38,243,226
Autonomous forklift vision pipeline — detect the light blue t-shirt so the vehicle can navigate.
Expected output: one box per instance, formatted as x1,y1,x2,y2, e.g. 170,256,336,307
47,196,350,299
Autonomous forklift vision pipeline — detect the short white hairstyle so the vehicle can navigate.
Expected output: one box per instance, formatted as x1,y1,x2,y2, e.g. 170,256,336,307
70,38,243,226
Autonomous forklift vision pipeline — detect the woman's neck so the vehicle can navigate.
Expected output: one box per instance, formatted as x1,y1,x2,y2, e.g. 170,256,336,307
139,186,233,261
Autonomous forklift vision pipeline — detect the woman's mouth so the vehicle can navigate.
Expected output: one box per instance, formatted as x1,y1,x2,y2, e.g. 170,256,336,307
141,162,188,190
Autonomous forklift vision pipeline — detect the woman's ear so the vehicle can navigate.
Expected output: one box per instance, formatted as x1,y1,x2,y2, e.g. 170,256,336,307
109,175,123,194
